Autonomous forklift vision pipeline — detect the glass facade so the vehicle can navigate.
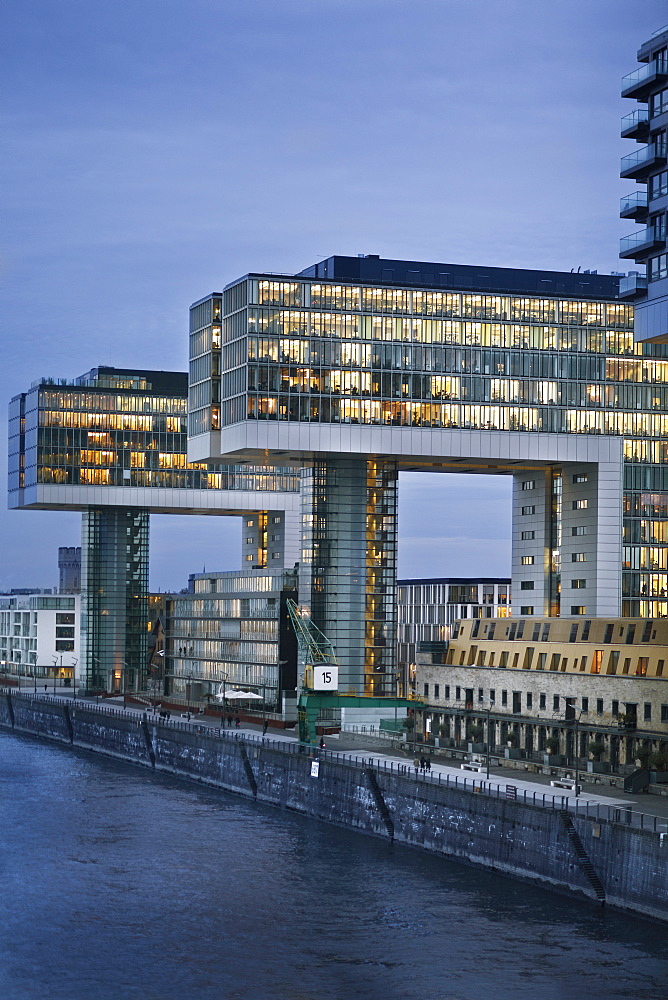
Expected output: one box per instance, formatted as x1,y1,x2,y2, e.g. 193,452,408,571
299,458,397,697
81,508,149,692
165,568,298,708
195,269,668,620
9,369,297,496
8,366,300,695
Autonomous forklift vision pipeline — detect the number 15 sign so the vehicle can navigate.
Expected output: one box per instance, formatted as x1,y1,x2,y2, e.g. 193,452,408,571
312,664,339,691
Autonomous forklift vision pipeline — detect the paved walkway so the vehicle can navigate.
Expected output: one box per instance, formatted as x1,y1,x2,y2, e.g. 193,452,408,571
29,692,668,821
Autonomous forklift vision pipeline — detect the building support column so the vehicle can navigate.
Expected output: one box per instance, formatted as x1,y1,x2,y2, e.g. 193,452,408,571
299,457,398,696
80,507,149,694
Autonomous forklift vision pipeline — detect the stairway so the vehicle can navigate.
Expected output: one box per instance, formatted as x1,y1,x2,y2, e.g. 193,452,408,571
559,811,606,904
364,768,395,841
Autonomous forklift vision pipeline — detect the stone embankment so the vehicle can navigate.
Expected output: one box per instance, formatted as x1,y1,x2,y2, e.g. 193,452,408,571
2,691,667,923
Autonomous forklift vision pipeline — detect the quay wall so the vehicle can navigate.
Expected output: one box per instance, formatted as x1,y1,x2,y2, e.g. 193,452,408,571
2,692,667,923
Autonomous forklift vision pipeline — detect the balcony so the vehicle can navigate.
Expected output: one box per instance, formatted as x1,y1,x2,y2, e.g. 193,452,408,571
618,273,648,299
622,58,668,100
619,226,665,260
621,108,649,141
620,190,649,221
620,142,667,180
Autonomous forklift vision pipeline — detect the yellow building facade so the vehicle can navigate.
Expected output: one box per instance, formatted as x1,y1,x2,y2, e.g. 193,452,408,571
417,616,668,769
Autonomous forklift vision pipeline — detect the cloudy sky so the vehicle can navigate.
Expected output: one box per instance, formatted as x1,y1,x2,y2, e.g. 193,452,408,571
2,0,666,591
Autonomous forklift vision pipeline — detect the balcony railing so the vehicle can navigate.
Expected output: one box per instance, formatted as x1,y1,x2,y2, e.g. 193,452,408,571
622,58,668,99
619,227,665,259
618,273,648,299
620,190,648,219
621,108,649,139
620,142,667,179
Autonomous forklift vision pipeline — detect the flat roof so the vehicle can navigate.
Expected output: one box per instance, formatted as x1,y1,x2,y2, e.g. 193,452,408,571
397,578,511,586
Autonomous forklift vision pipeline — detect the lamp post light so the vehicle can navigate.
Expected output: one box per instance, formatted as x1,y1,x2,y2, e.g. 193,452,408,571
486,704,492,780
70,658,78,703
574,713,581,798
51,656,61,695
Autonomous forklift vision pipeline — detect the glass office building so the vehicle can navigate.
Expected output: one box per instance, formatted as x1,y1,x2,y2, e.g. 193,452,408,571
9,366,299,693
189,256,668,697
165,567,298,709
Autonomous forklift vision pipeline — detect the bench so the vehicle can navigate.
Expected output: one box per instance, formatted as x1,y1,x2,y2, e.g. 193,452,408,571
461,763,486,773
550,779,576,790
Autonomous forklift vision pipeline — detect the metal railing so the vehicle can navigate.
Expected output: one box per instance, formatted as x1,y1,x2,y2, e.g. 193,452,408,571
3,689,667,835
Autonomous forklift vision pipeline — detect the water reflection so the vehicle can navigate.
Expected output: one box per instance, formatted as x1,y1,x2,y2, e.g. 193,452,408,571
0,732,665,1000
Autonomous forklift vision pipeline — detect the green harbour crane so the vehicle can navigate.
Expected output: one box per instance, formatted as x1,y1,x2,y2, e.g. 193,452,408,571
286,599,420,746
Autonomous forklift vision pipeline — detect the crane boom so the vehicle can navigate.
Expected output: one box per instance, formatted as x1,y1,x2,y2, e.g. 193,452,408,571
286,599,337,664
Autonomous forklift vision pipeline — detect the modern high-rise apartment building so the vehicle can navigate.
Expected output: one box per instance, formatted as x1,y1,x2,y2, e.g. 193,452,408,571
8,366,299,693
188,256,668,698
620,24,668,341
0,593,80,685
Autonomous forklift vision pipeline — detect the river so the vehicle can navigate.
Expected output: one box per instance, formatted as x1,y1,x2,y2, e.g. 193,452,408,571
0,731,666,1000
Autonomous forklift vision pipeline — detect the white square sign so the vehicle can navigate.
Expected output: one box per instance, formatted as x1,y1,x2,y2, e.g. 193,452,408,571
312,664,338,691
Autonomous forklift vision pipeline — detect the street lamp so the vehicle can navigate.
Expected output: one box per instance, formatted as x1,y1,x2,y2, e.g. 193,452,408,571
574,712,582,798
121,661,129,709
51,656,61,695
70,658,78,702
485,703,492,780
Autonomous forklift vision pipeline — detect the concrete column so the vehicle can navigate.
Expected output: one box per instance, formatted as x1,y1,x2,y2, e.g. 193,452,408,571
241,508,301,569
512,461,622,618
80,507,149,694
299,457,398,696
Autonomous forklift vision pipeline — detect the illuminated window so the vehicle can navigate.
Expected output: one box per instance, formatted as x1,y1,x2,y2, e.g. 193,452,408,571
571,579,586,588
572,553,586,562
572,499,588,510
521,481,535,491
572,474,588,484
571,606,587,615
521,556,534,565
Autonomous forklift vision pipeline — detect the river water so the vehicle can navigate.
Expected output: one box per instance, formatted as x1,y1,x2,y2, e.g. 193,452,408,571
1,732,666,1000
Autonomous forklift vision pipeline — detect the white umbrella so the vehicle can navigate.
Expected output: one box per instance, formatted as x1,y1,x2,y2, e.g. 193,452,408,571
215,689,263,701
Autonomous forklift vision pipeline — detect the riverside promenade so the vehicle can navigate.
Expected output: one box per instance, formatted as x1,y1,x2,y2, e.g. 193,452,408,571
28,688,668,830
2,688,668,920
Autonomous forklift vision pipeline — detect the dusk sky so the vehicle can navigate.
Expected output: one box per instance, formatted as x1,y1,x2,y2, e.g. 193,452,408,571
2,0,666,592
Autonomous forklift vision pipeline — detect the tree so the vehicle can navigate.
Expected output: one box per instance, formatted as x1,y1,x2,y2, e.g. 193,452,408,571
649,750,668,771
545,735,560,753
587,739,606,761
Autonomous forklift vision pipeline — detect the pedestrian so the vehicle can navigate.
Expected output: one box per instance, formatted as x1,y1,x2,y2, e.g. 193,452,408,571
263,720,269,736
227,714,233,728
419,755,426,771
319,737,326,749
425,758,431,772
235,715,240,728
